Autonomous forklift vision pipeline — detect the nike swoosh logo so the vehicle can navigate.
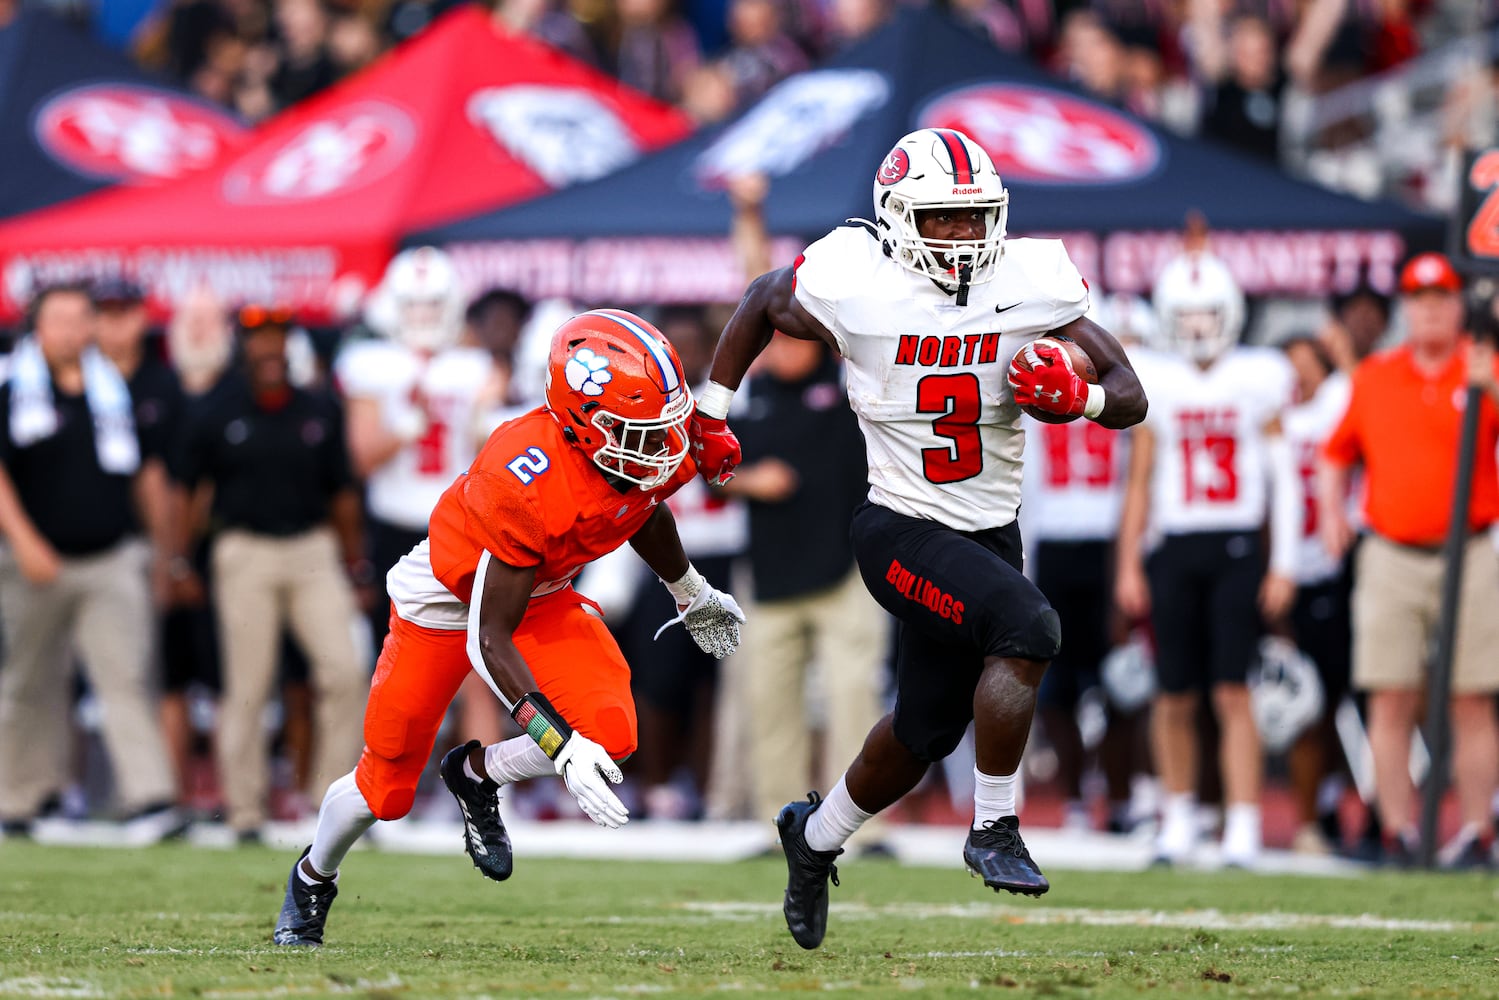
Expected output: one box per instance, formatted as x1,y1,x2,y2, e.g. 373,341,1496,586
995,302,1022,313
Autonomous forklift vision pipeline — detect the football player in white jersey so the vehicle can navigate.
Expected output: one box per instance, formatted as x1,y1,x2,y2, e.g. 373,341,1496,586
690,127,1147,950
335,247,497,649
1115,252,1300,868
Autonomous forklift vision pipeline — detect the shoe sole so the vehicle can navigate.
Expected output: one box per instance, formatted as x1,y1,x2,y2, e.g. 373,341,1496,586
964,866,1049,896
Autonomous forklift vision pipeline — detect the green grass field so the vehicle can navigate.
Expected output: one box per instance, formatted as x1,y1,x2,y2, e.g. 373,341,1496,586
1,842,1496,998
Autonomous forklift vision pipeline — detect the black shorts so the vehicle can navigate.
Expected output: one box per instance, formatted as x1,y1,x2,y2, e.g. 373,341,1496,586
1035,539,1112,709
850,502,1059,763
1290,571,1352,704
1146,530,1263,693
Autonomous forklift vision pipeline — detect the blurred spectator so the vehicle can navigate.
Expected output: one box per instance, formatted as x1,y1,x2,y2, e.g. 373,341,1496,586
0,284,179,838
269,0,339,110
607,0,702,105
824,0,888,50
1319,252,1499,868
1057,9,1129,106
167,285,235,396
466,287,534,417
716,0,809,107
170,305,368,842
680,61,739,124
383,0,465,44
723,332,888,849
490,0,601,66
937,0,1026,53
327,7,383,75
1323,279,1393,373
1188,0,1344,163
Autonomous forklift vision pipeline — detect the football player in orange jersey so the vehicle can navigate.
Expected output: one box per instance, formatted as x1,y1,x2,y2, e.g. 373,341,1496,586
273,309,746,947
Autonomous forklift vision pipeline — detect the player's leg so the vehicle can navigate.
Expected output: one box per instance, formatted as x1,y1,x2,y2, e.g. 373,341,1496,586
1146,535,1211,864
274,612,470,946
1207,531,1267,866
1287,577,1346,853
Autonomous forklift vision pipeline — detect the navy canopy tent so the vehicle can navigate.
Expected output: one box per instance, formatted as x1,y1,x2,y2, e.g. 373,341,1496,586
0,7,244,219
413,7,1441,302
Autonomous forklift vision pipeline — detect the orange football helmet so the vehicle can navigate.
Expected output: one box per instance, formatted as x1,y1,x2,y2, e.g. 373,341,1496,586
544,309,694,489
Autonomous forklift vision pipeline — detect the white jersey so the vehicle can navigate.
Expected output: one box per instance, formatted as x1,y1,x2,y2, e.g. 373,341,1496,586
793,225,1090,532
1021,415,1127,542
1282,372,1351,584
335,339,494,530
1133,345,1294,535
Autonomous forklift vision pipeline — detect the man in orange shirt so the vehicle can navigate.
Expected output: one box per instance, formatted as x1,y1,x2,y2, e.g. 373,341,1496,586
272,309,746,946
1319,252,1499,868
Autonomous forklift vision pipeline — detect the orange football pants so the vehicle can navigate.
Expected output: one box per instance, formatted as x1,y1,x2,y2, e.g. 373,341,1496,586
354,588,637,820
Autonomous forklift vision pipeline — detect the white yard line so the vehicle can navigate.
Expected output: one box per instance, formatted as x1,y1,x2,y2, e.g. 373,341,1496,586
679,901,1486,933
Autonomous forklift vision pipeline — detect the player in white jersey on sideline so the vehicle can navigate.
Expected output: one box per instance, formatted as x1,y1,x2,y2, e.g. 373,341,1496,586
689,127,1148,949
1115,252,1300,868
335,247,497,650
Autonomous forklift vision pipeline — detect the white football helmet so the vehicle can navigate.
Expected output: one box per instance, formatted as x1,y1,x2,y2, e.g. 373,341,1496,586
1248,636,1325,754
1152,253,1244,364
364,246,467,352
871,128,1008,295
1100,634,1157,713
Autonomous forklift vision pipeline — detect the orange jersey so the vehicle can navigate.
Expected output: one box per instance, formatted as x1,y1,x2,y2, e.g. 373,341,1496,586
427,407,697,604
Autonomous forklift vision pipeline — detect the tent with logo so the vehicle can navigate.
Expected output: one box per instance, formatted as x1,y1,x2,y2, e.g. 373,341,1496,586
0,5,691,323
412,6,1442,302
0,6,246,220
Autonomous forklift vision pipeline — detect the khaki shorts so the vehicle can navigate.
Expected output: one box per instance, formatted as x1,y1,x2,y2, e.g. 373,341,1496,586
1351,533,1499,694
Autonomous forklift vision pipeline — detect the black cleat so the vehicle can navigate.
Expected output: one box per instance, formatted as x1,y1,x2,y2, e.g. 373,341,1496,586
775,792,843,950
441,740,513,882
273,848,338,946
964,816,1050,896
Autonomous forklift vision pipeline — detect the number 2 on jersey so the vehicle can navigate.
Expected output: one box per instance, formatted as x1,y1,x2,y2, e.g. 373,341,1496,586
507,446,551,484
917,373,983,484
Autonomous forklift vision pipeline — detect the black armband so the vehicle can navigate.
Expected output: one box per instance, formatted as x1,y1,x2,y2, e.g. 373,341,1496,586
511,692,574,760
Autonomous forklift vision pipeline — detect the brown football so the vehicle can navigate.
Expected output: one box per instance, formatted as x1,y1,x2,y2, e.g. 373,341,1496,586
1014,335,1097,425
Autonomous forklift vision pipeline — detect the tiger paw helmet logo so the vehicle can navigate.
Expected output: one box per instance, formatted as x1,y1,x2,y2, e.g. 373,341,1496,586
565,348,612,396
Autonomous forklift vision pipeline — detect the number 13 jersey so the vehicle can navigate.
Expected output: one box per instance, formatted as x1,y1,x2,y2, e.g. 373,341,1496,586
792,224,1090,531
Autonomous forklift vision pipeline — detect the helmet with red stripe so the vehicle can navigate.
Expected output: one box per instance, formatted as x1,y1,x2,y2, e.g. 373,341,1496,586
544,309,694,490
871,128,1009,291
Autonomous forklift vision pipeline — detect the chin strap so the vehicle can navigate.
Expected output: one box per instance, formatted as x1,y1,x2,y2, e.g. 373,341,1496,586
955,263,972,307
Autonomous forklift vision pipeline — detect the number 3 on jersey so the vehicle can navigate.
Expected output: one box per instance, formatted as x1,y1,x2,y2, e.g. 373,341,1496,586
917,374,983,484
507,446,550,484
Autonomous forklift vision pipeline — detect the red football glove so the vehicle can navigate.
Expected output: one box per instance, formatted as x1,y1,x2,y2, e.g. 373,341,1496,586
1007,341,1088,417
689,411,742,486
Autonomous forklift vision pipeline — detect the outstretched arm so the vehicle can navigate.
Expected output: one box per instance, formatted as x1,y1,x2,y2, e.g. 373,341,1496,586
1053,315,1150,429
629,503,745,659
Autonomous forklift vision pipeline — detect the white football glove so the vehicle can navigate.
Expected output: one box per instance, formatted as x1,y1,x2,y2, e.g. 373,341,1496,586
553,732,628,828
655,584,746,659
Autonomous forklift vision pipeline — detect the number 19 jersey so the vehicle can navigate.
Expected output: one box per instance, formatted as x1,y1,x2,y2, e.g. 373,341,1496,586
792,225,1090,531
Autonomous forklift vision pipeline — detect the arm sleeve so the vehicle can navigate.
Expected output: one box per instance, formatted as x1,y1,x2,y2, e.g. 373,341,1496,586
460,469,547,569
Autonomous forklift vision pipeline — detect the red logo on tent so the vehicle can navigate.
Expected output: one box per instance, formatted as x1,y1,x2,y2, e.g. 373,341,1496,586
876,148,909,186
221,101,416,204
34,84,244,183
918,84,1160,184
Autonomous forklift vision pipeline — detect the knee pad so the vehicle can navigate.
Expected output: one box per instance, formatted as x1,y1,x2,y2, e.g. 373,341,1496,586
1012,607,1062,662
355,753,416,821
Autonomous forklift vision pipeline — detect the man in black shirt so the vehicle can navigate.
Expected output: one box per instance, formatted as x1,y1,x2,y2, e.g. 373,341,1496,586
722,334,887,845
171,307,369,841
0,284,178,837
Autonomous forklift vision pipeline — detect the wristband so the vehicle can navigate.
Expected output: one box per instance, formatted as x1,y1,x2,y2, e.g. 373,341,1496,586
695,381,736,420
511,691,574,760
664,564,705,605
1083,383,1106,420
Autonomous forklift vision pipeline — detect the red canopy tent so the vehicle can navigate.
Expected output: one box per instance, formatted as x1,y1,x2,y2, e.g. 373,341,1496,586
0,5,690,323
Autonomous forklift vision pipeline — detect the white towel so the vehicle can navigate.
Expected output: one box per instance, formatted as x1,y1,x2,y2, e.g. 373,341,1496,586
9,336,140,475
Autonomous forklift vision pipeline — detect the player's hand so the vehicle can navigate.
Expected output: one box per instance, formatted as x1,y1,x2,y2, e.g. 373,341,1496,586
1258,572,1297,622
553,733,628,829
731,458,798,503
689,411,741,486
664,583,746,659
1114,562,1151,621
1008,341,1088,417
1320,507,1355,562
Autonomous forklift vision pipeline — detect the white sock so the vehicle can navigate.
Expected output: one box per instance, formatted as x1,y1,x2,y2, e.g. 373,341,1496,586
973,767,1019,828
463,758,486,784
1163,791,1197,830
306,771,376,878
484,736,553,785
804,775,873,853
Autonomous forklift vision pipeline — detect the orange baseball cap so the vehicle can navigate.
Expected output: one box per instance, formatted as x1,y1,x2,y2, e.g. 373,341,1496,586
1399,252,1463,294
